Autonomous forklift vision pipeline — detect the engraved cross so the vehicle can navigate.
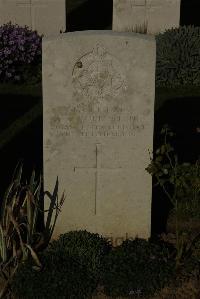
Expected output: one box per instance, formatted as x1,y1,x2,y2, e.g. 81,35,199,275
133,0,158,8
17,0,32,25
133,0,147,6
17,0,46,30
74,143,122,215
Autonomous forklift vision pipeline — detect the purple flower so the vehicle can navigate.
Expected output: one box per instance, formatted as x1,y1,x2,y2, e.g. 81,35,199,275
0,22,42,83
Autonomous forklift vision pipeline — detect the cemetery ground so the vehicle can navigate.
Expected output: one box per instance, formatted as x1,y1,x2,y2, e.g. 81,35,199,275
0,82,200,299
0,22,200,299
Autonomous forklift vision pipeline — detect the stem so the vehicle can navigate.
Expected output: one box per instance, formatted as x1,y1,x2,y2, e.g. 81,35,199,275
7,206,27,261
164,130,174,169
156,175,174,205
166,151,174,171
173,158,181,268
0,264,18,299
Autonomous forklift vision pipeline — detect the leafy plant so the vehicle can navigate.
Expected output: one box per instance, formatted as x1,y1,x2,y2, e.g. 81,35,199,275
11,230,111,299
155,26,200,87
48,230,112,280
146,125,200,268
0,22,42,84
11,247,97,299
101,238,175,298
0,162,65,298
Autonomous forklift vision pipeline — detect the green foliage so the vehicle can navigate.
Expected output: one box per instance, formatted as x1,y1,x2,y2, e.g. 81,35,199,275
11,248,97,299
48,230,112,279
0,163,65,298
146,125,200,216
146,125,200,268
11,231,111,299
156,26,200,87
101,238,175,298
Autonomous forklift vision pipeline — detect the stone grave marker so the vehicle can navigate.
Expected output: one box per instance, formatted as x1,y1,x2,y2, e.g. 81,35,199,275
43,31,156,246
0,0,66,36
113,0,181,35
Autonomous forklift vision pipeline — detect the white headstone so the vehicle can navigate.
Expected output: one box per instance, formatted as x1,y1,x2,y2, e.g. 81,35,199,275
113,0,181,35
43,31,156,246
0,0,66,36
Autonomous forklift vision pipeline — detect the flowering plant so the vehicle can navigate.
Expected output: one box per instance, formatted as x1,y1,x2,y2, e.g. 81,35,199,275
0,22,42,83
146,125,200,268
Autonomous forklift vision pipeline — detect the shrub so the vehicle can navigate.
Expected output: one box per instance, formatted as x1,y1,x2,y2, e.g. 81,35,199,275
156,26,200,87
101,238,175,298
11,248,97,299
11,230,111,298
48,230,112,279
146,125,200,267
0,22,42,84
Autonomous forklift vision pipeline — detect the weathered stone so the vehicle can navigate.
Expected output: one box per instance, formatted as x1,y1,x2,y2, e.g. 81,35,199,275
0,0,66,36
43,31,156,246
113,0,181,35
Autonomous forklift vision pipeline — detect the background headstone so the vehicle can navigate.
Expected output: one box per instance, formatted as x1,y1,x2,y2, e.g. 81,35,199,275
0,0,66,36
43,31,156,246
113,0,181,34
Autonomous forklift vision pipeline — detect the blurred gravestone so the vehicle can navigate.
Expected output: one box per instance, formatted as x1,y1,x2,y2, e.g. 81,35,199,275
113,0,181,34
0,0,66,36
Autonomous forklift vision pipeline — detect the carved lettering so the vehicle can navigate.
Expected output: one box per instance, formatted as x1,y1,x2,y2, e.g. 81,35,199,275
50,104,144,138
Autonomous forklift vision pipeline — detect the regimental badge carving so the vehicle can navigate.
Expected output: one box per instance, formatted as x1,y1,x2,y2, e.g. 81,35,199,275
72,44,127,101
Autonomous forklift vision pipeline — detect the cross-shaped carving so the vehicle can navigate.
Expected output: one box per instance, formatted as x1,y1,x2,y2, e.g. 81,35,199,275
133,0,159,8
133,0,147,6
74,143,122,215
17,0,46,30
17,0,32,24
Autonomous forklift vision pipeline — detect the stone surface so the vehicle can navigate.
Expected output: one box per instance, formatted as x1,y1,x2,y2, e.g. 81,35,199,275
43,31,156,246
0,0,66,36
113,0,181,35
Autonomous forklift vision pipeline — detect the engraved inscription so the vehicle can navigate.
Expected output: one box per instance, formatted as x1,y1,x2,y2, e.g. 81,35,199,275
115,0,146,13
50,104,144,138
72,44,127,101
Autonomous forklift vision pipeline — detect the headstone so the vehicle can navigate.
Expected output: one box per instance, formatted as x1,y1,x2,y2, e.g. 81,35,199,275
43,31,156,246
113,0,181,35
0,0,66,36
